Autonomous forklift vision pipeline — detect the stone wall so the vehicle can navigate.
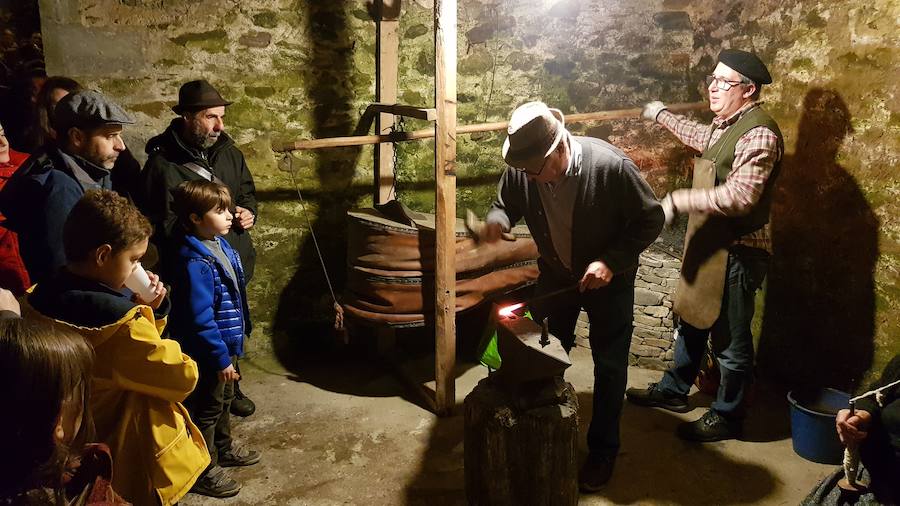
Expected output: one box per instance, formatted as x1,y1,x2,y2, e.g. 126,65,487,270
35,0,899,390
575,246,680,369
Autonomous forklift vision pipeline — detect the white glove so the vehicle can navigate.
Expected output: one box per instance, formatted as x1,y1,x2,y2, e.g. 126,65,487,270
642,101,667,122
661,194,677,226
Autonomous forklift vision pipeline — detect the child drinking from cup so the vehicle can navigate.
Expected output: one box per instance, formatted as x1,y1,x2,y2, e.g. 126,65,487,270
167,180,259,498
25,189,209,505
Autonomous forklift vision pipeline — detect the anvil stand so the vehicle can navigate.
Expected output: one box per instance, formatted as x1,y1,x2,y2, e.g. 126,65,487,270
463,311,579,506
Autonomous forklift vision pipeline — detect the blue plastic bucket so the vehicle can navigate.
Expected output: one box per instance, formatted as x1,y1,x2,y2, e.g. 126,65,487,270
786,388,850,464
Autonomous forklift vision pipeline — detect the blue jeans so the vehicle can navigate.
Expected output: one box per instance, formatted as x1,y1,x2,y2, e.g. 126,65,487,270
531,268,635,458
658,247,769,419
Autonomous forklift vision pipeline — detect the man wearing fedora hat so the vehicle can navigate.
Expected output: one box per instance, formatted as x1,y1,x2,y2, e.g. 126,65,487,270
137,79,259,421
476,101,664,491
0,89,133,284
626,49,784,443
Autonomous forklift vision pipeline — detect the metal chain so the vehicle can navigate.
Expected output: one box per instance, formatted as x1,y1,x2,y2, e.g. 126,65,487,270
388,116,406,199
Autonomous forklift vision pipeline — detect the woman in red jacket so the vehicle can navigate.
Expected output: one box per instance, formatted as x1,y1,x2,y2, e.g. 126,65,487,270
0,121,31,294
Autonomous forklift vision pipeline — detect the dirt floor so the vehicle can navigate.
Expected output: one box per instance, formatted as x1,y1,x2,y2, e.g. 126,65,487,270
181,333,836,506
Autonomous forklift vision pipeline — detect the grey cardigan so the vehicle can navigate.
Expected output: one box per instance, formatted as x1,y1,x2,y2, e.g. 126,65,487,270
487,136,664,282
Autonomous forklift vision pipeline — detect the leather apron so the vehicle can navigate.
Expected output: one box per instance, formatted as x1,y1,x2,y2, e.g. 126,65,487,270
673,122,748,329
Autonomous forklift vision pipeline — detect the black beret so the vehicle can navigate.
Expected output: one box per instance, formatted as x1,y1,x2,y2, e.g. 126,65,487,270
718,49,772,85
53,90,134,134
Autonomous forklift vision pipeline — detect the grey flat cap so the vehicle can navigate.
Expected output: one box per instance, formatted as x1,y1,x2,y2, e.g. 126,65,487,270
53,90,134,133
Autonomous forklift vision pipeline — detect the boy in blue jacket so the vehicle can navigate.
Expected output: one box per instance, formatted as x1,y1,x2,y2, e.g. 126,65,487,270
169,180,260,498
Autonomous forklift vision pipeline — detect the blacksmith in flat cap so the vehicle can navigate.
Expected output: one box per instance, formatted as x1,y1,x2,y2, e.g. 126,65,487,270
628,49,784,443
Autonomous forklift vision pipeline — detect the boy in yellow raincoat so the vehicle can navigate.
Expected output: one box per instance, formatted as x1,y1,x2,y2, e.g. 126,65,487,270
25,189,209,505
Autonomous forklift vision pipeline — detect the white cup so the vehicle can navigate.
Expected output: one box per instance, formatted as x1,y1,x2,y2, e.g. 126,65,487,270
124,262,156,302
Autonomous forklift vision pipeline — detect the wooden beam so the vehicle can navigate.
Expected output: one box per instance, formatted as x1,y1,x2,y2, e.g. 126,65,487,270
374,0,400,205
273,101,709,152
433,0,457,416
369,102,437,121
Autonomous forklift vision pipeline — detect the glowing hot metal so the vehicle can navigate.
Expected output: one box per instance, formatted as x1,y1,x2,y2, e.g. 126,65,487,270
498,303,525,318
496,283,579,319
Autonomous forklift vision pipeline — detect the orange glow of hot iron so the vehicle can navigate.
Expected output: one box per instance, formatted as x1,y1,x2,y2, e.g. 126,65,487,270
498,303,525,318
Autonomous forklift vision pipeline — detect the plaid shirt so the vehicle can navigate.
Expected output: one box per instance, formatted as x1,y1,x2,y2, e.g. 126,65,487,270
658,102,782,253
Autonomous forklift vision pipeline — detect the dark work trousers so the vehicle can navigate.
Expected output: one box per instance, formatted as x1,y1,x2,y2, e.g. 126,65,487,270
185,356,236,472
658,247,770,419
530,267,636,459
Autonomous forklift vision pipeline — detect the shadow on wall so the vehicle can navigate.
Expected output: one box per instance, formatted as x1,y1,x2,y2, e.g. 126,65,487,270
271,0,364,368
758,88,878,392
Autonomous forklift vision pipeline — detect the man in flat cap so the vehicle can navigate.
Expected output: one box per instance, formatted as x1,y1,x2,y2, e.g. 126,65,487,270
137,79,258,422
473,101,664,491
0,89,133,283
626,49,784,442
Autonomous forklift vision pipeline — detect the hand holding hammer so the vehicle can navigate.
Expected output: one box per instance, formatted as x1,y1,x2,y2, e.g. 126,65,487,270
465,209,516,243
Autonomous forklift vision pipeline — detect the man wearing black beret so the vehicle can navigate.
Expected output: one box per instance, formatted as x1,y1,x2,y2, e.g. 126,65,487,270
626,49,784,442
0,90,133,283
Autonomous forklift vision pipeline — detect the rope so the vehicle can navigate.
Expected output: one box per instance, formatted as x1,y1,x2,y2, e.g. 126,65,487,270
287,155,344,330
850,378,900,407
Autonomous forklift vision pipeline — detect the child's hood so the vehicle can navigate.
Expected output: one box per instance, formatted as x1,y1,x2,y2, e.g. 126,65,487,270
27,270,165,345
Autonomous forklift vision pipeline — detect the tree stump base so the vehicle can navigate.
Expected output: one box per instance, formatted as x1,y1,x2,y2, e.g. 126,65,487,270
464,376,579,506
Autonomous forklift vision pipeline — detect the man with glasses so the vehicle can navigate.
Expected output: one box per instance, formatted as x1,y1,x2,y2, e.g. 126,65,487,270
626,49,784,442
473,101,664,491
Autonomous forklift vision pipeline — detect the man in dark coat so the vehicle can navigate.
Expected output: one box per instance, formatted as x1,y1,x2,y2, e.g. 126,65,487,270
137,80,257,282
137,79,258,417
0,90,133,284
475,101,664,492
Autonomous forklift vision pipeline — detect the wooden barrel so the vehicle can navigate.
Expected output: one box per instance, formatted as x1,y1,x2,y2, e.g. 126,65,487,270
343,209,539,327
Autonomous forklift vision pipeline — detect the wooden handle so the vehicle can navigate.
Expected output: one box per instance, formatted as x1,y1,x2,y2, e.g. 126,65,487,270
272,101,708,152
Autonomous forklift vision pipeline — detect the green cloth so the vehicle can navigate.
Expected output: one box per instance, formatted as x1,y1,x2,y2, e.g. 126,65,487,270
478,310,534,370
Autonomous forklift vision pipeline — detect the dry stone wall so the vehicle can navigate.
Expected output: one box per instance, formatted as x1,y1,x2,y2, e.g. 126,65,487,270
575,245,680,369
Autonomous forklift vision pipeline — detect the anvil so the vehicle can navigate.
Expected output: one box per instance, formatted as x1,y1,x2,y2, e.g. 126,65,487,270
491,308,572,386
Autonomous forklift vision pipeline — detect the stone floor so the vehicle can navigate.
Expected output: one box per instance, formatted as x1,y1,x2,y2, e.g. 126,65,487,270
181,335,836,506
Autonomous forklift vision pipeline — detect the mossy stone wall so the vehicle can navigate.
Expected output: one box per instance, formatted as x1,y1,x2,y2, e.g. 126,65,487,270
38,0,898,389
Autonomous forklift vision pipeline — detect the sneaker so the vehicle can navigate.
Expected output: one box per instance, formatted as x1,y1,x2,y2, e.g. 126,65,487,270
625,382,690,413
677,409,742,442
578,454,615,493
230,386,256,417
219,445,261,467
190,465,241,498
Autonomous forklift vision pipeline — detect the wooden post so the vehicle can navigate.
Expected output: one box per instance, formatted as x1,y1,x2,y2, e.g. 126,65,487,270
434,0,457,415
374,0,400,204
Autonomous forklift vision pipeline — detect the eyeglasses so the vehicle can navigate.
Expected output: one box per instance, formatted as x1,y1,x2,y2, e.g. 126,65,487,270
705,75,748,91
515,142,563,176
516,154,551,176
